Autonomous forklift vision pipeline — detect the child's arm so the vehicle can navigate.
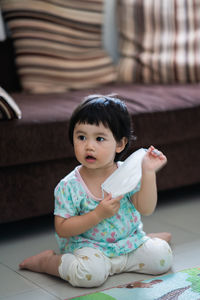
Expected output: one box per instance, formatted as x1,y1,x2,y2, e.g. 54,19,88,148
55,193,123,238
132,145,167,216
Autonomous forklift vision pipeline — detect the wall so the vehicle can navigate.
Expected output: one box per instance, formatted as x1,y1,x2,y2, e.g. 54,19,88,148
0,9,6,41
103,0,119,62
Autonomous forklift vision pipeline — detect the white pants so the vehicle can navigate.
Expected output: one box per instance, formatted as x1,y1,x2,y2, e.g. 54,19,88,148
58,238,173,287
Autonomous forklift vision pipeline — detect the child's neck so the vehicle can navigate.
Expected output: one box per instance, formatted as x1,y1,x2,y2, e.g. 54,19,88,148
79,163,117,199
80,162,117,179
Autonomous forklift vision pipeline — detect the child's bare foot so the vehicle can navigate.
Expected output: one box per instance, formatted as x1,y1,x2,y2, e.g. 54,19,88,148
147,232,172,243
19,250,55,273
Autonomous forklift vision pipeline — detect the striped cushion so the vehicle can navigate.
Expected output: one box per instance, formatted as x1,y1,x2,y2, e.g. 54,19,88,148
2,0,117,93
117,0,200,83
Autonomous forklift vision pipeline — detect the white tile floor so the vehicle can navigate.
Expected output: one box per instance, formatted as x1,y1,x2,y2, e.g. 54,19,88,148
1,185,200,300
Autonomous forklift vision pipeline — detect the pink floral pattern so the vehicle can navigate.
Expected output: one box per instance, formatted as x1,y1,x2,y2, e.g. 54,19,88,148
54,166,148,257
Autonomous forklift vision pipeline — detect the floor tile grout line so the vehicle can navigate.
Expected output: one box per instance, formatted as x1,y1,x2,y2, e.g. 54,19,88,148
0,262,62,300
0,287,61,300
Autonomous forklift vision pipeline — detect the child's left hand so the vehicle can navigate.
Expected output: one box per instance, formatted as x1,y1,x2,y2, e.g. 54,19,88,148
142,145,167,173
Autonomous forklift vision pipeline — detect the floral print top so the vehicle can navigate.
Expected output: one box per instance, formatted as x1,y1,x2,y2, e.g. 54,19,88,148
54,164,148,258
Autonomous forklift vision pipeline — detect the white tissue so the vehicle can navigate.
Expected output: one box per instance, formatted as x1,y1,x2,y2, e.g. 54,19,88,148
101,148,146,197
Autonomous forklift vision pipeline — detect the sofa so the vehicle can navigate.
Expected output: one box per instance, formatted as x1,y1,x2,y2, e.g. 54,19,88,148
1,0,200,224
1,39,200,224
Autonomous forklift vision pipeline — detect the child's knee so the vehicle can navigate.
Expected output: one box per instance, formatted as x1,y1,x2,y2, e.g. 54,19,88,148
58,249,110,287
143,238,173,274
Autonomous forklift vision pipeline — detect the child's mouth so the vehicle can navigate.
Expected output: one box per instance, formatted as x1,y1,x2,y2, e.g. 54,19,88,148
85,155,96,162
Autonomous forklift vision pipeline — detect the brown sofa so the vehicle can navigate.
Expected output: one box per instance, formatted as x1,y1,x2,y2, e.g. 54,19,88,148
1,39,200,224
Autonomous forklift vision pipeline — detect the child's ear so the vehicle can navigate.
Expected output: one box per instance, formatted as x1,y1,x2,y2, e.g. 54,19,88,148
116,137,128,153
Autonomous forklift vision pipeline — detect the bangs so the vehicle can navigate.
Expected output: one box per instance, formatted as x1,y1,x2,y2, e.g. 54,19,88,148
76,104,109,128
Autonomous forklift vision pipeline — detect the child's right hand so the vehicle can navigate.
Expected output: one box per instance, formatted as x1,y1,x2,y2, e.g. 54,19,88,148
94,193,123,220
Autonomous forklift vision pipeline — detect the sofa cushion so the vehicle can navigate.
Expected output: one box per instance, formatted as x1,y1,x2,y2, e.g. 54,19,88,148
1,84,200,168
1,0,116,93
117,0,200,83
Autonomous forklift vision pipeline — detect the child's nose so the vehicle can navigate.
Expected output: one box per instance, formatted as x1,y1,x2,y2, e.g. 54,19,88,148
86,139,95,150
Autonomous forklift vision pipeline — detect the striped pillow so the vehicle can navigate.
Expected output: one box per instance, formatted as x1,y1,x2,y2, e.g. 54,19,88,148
0,87,22,120
117,0,200,83
2,0,117,93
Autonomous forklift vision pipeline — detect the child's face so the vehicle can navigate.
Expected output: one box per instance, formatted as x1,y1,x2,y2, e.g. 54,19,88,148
73,122,125,170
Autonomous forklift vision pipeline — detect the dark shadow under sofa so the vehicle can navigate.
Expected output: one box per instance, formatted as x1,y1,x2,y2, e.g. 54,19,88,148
1,39,200,224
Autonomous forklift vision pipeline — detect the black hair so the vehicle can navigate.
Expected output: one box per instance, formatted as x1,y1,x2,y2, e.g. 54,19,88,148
68,94,134,161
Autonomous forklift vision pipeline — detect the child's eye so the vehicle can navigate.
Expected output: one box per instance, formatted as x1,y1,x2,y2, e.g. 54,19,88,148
78,135,86,141
96,137,105,142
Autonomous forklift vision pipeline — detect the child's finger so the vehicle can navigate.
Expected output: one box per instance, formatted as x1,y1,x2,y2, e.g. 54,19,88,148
112,195,123,202
103,193,112,201
160,155,167,163
147,145,154,153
